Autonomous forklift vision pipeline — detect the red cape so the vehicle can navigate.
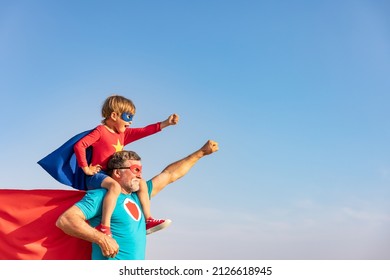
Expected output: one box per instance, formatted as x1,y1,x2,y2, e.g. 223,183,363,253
0,189,91,260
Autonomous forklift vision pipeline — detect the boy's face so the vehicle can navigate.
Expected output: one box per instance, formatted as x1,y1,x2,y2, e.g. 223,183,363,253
121,112,134,122
112,111,133,133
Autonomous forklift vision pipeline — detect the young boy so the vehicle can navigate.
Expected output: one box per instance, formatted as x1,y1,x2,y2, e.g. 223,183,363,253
74,95,178,236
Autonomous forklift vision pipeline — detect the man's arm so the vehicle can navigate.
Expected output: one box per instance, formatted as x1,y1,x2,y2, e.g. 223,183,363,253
56,205,119,258
150,140,219,197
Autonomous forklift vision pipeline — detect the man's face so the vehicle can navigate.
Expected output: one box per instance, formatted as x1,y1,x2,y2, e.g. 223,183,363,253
118,159,142,193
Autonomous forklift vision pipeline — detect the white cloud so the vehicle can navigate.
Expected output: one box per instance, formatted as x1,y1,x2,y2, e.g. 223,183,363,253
342,207,390,223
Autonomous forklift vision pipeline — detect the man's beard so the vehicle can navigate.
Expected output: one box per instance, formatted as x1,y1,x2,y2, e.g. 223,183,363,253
126,178,140,193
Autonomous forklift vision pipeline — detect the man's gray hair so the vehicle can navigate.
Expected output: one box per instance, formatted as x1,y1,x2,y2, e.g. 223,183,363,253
106,151,141,175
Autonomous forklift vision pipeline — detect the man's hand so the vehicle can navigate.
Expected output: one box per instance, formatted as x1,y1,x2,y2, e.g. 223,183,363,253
201,140,219,155
97,232,119,258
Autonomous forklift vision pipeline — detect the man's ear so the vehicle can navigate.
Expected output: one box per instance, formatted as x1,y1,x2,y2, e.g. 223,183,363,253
111,169,121,179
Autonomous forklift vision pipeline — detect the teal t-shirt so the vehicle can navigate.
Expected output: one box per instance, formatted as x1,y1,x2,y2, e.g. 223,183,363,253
76,180,153,260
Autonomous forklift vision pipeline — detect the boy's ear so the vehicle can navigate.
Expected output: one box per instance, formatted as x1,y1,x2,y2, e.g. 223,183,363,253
110,112,118,121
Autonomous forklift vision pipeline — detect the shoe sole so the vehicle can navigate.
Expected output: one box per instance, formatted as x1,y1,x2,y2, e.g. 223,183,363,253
146,219,172,235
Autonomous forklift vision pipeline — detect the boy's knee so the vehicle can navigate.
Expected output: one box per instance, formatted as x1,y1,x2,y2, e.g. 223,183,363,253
110,181,121,195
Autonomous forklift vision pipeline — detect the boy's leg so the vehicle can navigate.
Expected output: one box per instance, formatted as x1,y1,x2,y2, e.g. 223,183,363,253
138,180,172,235
98,177,122,236
138,179,151,219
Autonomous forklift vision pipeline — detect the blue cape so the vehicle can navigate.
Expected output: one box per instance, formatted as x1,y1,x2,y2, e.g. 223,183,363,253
37,130,92,191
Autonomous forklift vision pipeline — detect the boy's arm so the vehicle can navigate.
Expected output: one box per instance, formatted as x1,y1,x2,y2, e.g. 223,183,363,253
74,128,101,171
124,113,179,144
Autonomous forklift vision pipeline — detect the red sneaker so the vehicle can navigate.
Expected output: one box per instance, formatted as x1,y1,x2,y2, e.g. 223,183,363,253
96,224,112,236
146,217,172,235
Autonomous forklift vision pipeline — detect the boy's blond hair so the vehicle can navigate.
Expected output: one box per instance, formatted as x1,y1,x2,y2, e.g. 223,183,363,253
101,95,136,123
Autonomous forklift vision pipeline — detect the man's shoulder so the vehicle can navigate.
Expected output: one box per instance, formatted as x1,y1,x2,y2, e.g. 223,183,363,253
88,187,107,193
145,179,153,198
79,188,107,201
146,179,152,189
75,188,106,217
87,188,107,195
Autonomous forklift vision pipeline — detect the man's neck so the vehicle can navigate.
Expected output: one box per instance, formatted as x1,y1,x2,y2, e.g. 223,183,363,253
121,189,132,195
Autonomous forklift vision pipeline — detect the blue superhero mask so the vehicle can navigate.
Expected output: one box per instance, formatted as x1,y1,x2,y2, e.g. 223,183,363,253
121,112,134,122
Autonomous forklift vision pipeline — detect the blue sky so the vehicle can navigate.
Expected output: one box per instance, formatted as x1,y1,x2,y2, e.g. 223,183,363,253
1,0,390,259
